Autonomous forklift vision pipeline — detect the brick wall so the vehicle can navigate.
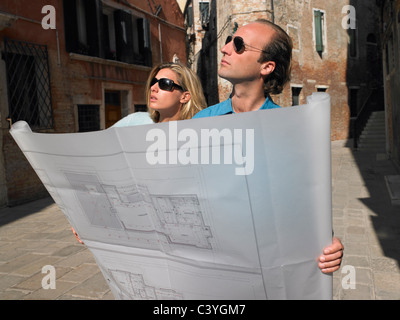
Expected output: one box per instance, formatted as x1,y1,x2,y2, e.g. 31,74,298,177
214,0,381,141
0,0,186,206
3,134,49,206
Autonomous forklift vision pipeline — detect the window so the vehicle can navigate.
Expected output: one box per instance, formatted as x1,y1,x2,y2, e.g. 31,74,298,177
349,28,357,58
105,91,121,128
63,0,101,56
291,87,302,106
2,38,54,130
349,88,358,117
385,33,395,74
134,105,147,112
314,10,325,57
63,0,152,66
367,33,376,44
185,1,193,28
77,105,100,132
199,0,210,28
366,34,379,79
103,5,117,60
398,10,400,51
76,0,88,49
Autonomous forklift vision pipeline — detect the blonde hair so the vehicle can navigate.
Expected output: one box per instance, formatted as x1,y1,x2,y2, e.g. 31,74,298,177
146,62,207,123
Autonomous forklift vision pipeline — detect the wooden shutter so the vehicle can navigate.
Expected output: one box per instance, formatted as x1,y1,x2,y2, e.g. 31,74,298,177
349,29,357,57
144,18,152,67
84,0,102,58
114,10,134,64
139,18,152,67
314,10,324,53
63,0,79,53
62,0,103,57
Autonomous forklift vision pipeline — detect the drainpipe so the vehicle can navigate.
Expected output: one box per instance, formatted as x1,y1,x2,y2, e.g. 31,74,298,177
158,23,163,63
270,0,275,23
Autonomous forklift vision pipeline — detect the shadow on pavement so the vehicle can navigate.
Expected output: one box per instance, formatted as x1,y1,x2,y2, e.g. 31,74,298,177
0,196,54,227
354,150,400,267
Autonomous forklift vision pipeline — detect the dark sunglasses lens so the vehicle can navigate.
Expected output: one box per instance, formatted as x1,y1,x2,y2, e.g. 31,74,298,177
225,36,232,45
158,79,173,91
151,78,173,91
233,37,244,52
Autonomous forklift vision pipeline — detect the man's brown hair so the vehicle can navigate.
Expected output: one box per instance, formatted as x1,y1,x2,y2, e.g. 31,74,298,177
255,19,293,96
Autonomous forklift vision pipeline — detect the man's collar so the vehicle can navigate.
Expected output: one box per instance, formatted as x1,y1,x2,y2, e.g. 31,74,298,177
226,95,274,114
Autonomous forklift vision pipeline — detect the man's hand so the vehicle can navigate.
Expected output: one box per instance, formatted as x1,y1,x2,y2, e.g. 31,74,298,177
319,237,343,273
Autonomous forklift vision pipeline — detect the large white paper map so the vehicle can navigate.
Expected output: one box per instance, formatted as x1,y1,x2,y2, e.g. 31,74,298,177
10,93,333,299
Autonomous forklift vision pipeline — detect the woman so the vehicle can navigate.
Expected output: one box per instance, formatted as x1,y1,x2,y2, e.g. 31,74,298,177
113,62,207,126
72,62,207,243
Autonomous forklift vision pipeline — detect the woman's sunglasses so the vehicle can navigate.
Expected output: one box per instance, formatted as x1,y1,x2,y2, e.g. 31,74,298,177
150,77,184,92
225,35,268,54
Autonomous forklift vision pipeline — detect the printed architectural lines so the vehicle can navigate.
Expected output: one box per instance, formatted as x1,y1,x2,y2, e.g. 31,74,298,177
64,171,213,250
109,270,183,300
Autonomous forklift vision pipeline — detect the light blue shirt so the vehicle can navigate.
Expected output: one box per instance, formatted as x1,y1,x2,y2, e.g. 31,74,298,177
193,96,280,118
112,112,154,127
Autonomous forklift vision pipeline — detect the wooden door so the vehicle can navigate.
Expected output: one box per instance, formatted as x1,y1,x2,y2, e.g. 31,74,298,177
105,91,121,128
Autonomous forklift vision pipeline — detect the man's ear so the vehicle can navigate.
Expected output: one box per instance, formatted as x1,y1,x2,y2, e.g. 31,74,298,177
260,61,276,76
180,91,191,104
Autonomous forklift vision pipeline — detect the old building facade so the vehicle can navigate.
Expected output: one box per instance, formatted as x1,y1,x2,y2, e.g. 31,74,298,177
379,0,400,169
0,0,186,206
183,0,383,141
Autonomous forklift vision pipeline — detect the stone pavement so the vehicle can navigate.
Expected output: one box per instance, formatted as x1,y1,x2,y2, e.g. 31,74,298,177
331,140,400,299
0,140,399,300
0,197,113,300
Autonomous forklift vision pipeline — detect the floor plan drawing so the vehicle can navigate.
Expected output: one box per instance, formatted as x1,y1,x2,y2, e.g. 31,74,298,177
88,242,267,300
64,171,123,230
64,170,213,250
109,270,183,300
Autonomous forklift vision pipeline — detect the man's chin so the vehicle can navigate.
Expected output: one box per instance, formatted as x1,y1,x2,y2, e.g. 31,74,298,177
218,69,232,81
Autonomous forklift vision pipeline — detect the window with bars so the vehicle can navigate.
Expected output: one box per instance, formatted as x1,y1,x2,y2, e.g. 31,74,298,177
77,105,100,132
2,38,54,130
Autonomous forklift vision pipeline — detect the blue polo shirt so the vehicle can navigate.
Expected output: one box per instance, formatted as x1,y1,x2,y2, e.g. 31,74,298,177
193,96,280,118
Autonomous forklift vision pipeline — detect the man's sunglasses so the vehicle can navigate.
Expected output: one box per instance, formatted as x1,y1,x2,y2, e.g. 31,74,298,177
150,77,184,92
225,35,268,54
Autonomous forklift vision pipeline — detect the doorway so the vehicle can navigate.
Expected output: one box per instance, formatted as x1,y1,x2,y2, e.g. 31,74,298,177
105,90,122,128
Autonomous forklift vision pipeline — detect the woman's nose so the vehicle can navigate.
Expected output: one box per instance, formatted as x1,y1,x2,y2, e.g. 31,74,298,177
151,83,158,92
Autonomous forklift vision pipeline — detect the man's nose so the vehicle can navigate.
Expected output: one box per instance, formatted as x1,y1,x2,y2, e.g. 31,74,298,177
221,41,232,55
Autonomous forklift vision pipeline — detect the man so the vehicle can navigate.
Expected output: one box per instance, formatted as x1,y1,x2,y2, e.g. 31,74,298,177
194,19,343,273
